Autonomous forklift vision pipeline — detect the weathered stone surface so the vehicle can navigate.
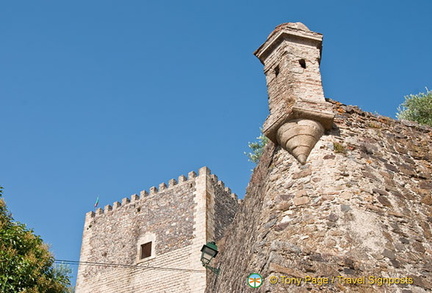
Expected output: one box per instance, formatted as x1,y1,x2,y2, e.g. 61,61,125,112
377,195,392,207
206,22,432,291
292,167,312,179
421,195,432,205
293,197,310,206
382,249,397,260
206,98,432,291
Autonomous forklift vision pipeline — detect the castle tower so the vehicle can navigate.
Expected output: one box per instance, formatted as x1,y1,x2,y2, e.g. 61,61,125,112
254,22,334,164
75,167,238,293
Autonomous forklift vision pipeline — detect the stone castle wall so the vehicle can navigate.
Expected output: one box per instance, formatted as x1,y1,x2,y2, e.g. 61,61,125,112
76,167,238,293
209,173,239,241
206,101,432,293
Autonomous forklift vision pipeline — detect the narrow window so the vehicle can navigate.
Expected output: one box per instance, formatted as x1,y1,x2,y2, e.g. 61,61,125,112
274,65,280,77
299,59,306,69
140,242,152,259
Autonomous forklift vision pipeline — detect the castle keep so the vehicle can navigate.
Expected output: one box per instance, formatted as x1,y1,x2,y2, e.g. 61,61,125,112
76,167,238,293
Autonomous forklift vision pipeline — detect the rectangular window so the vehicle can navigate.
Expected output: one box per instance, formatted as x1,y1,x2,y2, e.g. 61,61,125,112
140,242,152,259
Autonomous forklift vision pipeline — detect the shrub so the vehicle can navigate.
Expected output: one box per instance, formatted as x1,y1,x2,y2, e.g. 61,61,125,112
397,89,432,127
245,133,269,164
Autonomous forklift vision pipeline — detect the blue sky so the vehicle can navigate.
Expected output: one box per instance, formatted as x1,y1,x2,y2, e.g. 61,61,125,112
1,0,431,285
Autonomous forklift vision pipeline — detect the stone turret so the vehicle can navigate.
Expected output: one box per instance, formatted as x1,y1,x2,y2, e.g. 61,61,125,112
254,22,334,164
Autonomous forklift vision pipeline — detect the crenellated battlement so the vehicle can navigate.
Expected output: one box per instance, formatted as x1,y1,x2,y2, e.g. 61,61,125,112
208,172,238,201
86,166,237,220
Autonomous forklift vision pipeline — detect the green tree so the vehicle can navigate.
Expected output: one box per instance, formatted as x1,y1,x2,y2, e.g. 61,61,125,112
0,186,71,293
245,132,269,164
397,89,432,127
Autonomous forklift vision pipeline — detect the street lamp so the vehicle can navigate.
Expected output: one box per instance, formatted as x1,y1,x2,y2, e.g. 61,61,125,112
200,242,220,274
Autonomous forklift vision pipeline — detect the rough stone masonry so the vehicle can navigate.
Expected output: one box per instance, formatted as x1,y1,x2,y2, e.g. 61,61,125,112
76,167,238,293
206,23,432,293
